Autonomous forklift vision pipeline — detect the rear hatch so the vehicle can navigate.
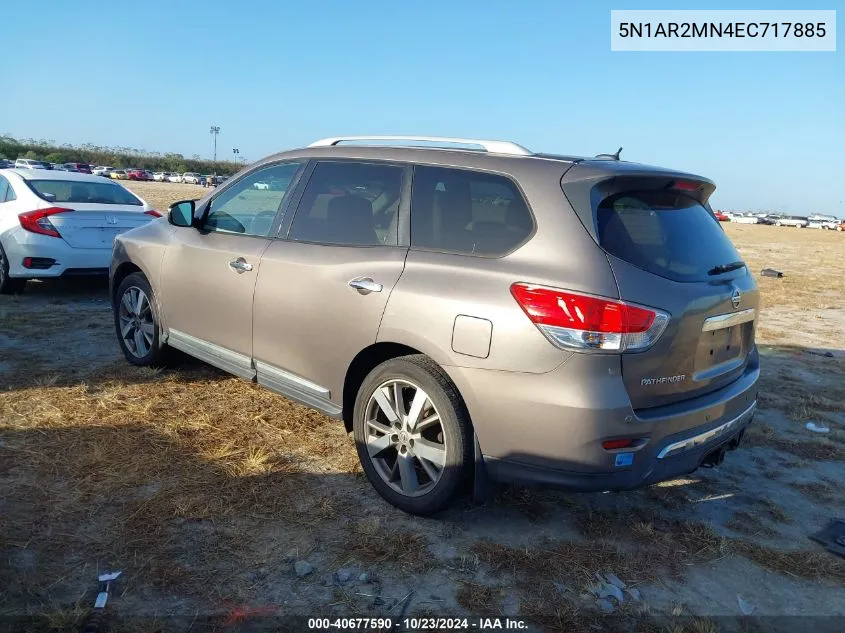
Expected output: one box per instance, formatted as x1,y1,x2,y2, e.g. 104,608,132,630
562,165,759,410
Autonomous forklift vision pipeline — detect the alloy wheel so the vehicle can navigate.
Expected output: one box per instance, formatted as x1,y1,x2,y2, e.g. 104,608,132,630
118,286,155,358
364,379,447,497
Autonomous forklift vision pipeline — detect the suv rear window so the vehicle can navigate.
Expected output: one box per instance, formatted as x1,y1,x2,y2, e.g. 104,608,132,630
27,180,142,205
596,191,742,282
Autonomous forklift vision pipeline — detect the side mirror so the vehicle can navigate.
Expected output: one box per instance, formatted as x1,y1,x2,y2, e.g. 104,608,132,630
169,200,195,227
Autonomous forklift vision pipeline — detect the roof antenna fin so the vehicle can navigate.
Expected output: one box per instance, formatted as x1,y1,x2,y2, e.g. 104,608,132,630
596,147,622,160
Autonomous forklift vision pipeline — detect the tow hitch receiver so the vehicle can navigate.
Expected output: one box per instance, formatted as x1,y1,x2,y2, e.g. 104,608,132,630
701,445,727,468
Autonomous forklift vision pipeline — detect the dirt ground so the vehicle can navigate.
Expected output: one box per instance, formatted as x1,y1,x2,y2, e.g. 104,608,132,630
1,182,843,632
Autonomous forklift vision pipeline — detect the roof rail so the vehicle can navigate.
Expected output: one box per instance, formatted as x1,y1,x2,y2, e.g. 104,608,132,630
307,135,532,156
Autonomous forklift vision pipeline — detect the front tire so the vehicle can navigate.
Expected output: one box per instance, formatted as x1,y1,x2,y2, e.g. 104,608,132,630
0,242,26,295
353,355,472,515
114,272,170,367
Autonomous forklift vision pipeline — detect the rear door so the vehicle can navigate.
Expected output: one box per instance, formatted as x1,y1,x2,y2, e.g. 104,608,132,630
579,181,759,410
251,160,409,413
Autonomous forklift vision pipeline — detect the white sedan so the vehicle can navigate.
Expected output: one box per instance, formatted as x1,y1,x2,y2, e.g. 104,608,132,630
0,168,160,294
730,214,759,224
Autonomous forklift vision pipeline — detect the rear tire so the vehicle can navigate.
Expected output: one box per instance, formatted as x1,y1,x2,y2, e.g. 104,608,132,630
0,242,26,295
113,272,171,367
353,355,472,515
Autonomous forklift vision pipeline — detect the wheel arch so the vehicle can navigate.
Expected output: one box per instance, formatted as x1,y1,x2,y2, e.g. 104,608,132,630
110,262,143,305
342,342,423,432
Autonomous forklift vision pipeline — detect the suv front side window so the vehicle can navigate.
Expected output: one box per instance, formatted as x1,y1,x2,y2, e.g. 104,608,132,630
410,166,533,256
288,161,404,246
202,162,303,237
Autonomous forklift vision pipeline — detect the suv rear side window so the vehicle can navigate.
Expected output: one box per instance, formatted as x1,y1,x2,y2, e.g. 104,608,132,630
289,161,404,246
597,191,743,282
410,166,533,256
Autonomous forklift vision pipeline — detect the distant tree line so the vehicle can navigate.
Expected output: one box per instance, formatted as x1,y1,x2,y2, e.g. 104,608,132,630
0,135,242,175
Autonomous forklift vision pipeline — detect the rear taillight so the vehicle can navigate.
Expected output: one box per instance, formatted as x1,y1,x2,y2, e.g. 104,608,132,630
144,210,162,218
18,207,73,238
510,283,670,352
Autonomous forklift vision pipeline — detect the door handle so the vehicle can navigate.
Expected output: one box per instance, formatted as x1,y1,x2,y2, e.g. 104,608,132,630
349,277,383,294
229,257,253,273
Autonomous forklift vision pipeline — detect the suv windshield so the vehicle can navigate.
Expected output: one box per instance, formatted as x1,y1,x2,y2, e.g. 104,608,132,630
596,191,742,282
27,180,142,205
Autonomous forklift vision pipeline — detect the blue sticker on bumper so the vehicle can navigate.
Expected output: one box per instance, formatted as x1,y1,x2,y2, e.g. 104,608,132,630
615,452,634,467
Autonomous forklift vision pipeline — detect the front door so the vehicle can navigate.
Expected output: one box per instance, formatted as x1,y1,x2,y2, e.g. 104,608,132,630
159,161,305,378
252,160,409,413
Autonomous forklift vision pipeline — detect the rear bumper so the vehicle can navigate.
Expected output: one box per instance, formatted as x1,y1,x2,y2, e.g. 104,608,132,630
446,347,759,492
484,401,754,491
2,228,112,278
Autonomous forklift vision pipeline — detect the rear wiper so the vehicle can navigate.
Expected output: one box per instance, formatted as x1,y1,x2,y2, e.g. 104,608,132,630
708,261,746,275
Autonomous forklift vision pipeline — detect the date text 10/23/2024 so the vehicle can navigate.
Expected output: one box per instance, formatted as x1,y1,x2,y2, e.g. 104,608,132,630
308,617,530,630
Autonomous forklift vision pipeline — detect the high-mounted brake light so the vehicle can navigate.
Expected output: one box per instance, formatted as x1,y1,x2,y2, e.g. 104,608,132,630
510,283,670,352
671,180,704,192
144,210,162,217
18,207,73,238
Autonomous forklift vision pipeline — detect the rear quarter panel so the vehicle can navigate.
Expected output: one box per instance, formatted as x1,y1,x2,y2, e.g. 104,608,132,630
378,159,620,373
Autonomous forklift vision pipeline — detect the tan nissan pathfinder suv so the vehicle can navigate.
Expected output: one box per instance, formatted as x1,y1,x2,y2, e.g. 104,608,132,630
110,136,759,514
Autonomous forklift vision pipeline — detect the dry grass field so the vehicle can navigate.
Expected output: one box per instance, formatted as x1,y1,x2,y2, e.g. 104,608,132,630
1,182,843,632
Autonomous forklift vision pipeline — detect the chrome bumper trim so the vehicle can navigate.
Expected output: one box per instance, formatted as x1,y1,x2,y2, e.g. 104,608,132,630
656,400,757,459
702,308,756,332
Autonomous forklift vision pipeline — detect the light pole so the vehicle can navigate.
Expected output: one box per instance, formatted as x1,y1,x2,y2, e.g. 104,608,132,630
210,125,220,172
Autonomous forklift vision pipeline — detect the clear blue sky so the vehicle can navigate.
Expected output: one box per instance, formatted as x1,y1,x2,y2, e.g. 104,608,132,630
2,1,842,214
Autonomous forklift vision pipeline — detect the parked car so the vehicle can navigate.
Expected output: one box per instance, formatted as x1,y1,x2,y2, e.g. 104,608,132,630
181,172,202,184
153,172,168,182
63,162,92,174
92,166,114,177
754,215,776,225
14,158,52,170
774,215,809,227
713,210,729,222
0,159,14,169
110,170,128,180
807,214,839,229
127,169,152,181
126,169,150,181
835,221,845,232
109,135,760,515
0,168,160,294
167,173,183,183
730,213,759,225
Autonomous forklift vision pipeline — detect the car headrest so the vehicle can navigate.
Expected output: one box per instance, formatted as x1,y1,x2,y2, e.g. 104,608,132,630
327,195,373,226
